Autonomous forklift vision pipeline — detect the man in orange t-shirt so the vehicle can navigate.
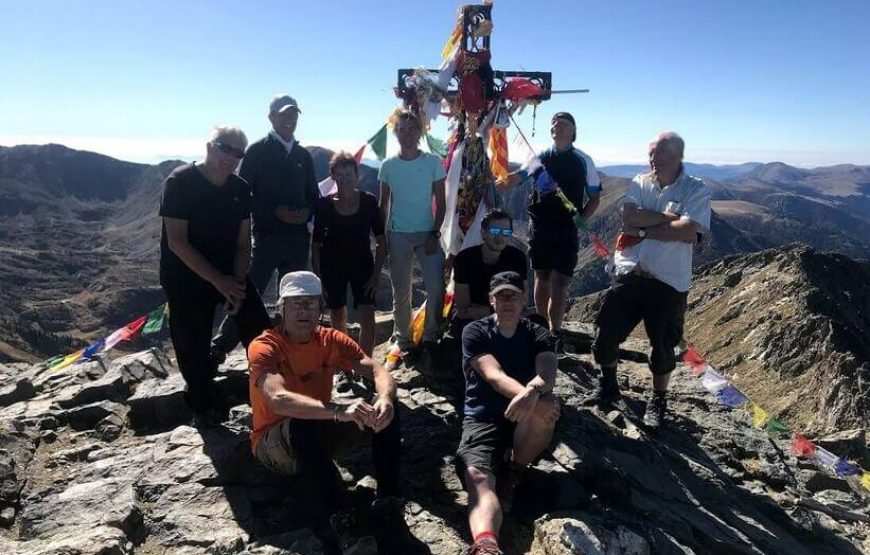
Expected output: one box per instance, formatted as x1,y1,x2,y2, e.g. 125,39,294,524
248,271,400,552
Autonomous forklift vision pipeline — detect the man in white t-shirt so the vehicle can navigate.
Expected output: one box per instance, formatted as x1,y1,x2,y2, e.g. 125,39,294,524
586,131,711,430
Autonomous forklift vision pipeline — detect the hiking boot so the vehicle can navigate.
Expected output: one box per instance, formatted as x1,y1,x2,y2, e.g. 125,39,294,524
496,462,525,514
552,330,564,354
468,537,504,555
643,392,668,430
581,366,620,407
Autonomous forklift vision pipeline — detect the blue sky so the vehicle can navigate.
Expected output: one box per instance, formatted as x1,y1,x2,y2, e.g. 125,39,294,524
1,0,868,166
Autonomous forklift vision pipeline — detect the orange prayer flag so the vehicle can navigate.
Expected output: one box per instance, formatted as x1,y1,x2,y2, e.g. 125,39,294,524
791,434,817,458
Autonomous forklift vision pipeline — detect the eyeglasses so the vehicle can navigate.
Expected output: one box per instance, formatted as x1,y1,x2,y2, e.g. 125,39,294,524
286,298,320,310
487,226,513,237
211,141,245,159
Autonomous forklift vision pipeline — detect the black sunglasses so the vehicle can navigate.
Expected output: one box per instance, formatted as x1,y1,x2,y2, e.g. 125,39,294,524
212,141,245,159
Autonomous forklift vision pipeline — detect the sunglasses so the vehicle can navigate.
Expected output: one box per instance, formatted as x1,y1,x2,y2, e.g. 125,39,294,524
487,226,513,237
212,141,245,159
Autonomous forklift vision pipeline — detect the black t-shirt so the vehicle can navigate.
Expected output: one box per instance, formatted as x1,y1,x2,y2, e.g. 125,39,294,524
461,315,556,421
530,146,599,226
312,192,384,258
453,245,528,307
159,163,251,290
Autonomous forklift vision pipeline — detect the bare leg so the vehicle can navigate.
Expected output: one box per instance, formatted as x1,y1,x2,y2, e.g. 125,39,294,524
512,395,560,465
330,307,348,336
357,305,376,356
466,466,502,539
533,269,552,324
548,271,571,332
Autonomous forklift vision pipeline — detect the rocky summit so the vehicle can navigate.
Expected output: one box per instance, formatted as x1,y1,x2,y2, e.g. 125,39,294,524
1,296,868,554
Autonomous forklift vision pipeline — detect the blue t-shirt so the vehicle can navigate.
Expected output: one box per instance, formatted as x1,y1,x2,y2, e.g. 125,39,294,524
461,315,556,421
378,152,446,233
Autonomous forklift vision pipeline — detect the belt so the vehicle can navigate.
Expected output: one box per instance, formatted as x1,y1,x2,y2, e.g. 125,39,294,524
632,266,658,280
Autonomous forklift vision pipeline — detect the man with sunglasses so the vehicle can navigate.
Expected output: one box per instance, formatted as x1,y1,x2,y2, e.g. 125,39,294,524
248,271,402,554
451,209,528,340
159,125,271,424
212,94,319,364
457,271,559,555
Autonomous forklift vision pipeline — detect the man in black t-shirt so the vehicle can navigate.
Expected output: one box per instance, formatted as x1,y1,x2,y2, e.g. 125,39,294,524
159,125,270,424
452,209,528,333
456,272,560,555
211,94,319,362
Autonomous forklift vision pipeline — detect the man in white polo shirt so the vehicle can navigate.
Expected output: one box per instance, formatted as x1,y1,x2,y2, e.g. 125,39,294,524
586,131,711,430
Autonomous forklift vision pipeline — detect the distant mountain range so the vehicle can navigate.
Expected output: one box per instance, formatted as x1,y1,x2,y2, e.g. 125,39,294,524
1,143,869,361
600,162,763,181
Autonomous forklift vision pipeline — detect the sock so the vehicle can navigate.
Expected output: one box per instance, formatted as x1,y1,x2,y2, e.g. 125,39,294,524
474,531,498,544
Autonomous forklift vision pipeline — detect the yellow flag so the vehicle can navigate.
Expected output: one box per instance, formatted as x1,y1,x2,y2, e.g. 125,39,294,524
862,471,870,491
441,26,462,59
751,404,770,429
52,349,85,371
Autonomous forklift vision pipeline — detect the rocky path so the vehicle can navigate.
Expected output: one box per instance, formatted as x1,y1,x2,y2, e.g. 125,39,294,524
0,321,867,554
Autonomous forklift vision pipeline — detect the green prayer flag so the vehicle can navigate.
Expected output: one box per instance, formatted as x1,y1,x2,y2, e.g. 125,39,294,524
44,356,65,369
765,418,790,436
426,134,448,158
142,305,167,335
368,125,387,161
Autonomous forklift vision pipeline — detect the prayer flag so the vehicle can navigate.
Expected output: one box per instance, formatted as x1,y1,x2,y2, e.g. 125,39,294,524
813,446,838,469
410,301,427,346
682,345,707,373
501,78,547,101
791,434,817,458
862,472,870,491
833,459,860,478
43,356,64,369
442,286,455,320
52,349,85,372
353,144,366,163
701,367,729,394
102,315,147,352
78,340,105,363
589,235,611,259
441,25,462,59
368,125,387,161
765,418,790,436
142,305,167,335
426,134,448,158
487,127,509,183
751,404,770,429
716,384,749,408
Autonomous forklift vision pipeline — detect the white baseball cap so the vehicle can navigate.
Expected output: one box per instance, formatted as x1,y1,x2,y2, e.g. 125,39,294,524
278,271,322,301
269,94,302,114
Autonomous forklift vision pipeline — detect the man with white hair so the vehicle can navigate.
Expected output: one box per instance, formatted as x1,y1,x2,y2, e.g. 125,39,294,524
212,94,319,363
586,132,711,430
247,271,402,554
159,125,271,423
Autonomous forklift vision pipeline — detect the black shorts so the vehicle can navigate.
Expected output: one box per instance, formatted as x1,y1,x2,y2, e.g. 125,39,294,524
455,416,515,478
529,222,579,277
320,253,375,310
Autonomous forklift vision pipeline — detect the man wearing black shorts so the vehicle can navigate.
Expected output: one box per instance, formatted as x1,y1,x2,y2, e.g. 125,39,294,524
159,125,271,424
456,272,560,555
503,112,601,342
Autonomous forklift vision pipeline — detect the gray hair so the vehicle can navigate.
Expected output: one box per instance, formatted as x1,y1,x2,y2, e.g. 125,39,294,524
209,125,248,150
654,131,685,159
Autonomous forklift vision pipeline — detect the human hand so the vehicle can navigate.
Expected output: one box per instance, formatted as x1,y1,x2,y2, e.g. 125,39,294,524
371,396,395,432
337,399,376,430
364,271,381,297
504,386,540,423
537,394,561,425
663,211,680,221
213,275,246,305
424,234,439,255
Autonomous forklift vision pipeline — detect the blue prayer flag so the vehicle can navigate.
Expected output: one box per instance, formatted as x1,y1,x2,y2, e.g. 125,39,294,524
833,458,861,477
716,384,749,408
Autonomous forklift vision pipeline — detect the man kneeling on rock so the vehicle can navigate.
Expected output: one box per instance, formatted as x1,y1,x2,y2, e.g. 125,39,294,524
247,271,402,554
456,271,560,555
